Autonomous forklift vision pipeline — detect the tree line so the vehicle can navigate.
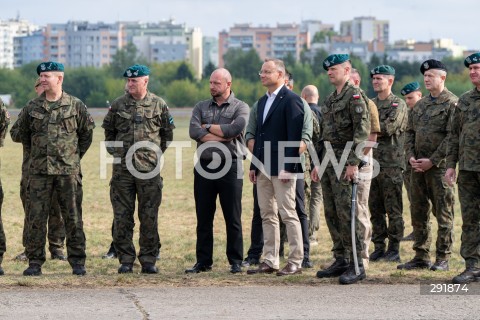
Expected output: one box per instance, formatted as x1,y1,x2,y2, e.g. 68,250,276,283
0,44,473,109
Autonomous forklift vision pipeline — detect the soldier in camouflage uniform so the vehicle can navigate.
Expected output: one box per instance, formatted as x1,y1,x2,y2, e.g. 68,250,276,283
0,97,10,276
312,54,370,284
399,59,456,272
446,52,480,283
16,61,95,276
102,64,174,274
301,85,323,246
11,78,66,262
368,65,408,263
400,82,424,242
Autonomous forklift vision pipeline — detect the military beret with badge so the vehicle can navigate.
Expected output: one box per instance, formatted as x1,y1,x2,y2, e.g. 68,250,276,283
36,61,64,75
400,81,421,96
370,65,395,77
323,54,350,70
123,64,150,78
420,59,447,74
464,52,480,68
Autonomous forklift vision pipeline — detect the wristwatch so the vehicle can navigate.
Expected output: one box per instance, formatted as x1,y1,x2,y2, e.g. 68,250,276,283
205,124,212,132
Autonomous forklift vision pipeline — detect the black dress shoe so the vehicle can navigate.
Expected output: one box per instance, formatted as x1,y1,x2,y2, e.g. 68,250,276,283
241,257,260,268
430,259,449,271
370,248,385,261
397,258,431,270
452,267,480,284
51,252,67,261
185,263,212,274
302,258,313,268
23,263,42,276
316,258,348,278
141,264,158,274
0,266,4,276
247,262,278,275
380,250,401,262
72,264,86,276
118,263,133,274
230,264,242,274
339,264,366,285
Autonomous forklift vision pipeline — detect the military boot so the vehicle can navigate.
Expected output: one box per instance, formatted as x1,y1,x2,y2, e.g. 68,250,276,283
452,267,480,284
118,263,133,274
397,257,431,270
23,263,42,276
72,264,86,276
381,249,401,263
339,262,366,285
430,259,449,271
141,263,158,274
316,258,349,278
369,247,385,262
0,265,4,276
14,251,28,261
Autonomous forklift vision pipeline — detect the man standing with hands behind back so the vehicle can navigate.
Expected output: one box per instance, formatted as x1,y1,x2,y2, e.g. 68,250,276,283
247,58,304,276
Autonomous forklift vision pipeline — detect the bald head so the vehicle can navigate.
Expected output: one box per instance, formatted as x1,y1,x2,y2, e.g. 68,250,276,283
211,68,232,83
301,85,319,104
350,68,361,87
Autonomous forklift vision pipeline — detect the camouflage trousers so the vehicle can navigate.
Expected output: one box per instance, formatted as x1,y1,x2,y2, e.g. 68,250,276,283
20,177,65,254
110,168,162,266
369,167,404,251
410,166,454,261
457,171,480,268
321,166,363,262
0,180,5,265
26,174,86,267
306,179,323,240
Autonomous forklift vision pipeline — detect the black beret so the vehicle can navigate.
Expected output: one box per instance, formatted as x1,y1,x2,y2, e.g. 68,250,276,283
420,59,447,74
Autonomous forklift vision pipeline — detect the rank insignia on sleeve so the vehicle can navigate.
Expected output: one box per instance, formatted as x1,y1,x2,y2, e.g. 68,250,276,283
353,94,360,99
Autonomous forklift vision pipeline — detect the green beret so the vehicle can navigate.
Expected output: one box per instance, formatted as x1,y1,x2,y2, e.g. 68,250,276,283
123,64,150,78
370,65,395,77
400,82,421,96
420,59,447,74
36,61,64,75
464,52,480,68
323,54,350,70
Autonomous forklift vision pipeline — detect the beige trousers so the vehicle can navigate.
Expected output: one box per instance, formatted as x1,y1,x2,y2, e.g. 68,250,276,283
256,172,303,269
356,153,373,266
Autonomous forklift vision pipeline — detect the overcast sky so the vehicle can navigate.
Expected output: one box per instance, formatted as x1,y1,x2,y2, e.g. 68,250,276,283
2,0,478,50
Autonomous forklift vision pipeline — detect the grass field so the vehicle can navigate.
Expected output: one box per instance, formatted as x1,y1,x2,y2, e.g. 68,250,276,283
0,108,465,288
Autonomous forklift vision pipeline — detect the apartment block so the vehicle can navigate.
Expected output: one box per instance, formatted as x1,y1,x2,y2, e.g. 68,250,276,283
0,18,39,69
340,16,389,44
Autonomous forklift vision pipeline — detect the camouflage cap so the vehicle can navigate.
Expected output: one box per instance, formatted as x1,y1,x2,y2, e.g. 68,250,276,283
34,77,41,88
123,64,150,78
370,65,395,77
420,59,447,74
323,54,350,70
464,52,480,68
36,61,64,75
400,81,421,96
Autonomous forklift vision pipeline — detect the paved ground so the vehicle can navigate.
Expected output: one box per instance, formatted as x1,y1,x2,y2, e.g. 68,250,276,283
1,284,479,319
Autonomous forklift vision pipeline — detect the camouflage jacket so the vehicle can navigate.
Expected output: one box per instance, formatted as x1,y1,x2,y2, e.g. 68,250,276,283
405,88,457,168
372,93,408,169
10,107,30,178
0,98,11,148
446,87,480,171
16,91,95,175
320,81,371,166
102,91,175,173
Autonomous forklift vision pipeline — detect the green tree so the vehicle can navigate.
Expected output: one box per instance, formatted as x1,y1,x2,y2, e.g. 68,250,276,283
202,61,216,79
108,42,148,77
164,80,201,107
223,48,262,82
312,30,338,43
175,62,194,81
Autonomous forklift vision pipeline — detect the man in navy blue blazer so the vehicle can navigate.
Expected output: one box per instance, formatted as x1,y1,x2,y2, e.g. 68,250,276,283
247,58,305,276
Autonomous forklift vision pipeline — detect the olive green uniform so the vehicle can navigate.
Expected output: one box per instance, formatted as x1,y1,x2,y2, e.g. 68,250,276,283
0,98,10,267
102,91,174,266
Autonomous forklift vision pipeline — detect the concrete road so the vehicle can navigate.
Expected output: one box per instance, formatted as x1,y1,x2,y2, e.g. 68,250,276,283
0,284,479,319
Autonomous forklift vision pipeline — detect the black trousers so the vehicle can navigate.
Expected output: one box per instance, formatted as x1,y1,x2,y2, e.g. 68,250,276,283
193,159,243,266
246,184,263,259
